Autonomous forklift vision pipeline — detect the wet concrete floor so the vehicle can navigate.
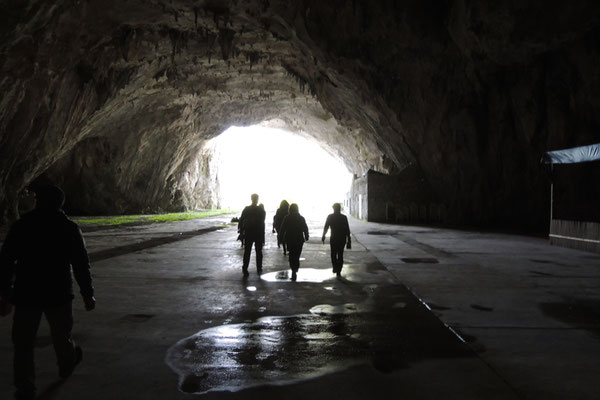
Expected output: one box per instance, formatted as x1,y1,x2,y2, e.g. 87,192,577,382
166,282,470,394
1,213,600,399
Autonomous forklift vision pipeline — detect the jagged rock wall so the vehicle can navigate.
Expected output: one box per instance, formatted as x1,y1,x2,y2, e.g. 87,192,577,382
1,0,391,220
1,0,600,229
300,0,600,228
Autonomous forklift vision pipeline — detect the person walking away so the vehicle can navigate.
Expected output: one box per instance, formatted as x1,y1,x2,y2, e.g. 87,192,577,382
272,200,289,255
321,203,351,278
0,185,96,400
279,203,309,281
239,193,266,277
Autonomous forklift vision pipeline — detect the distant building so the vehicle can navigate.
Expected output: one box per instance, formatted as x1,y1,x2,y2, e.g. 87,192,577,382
348,167,445,225
543,143,600,253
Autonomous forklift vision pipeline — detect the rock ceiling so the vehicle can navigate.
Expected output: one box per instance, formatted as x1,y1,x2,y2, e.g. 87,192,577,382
1,0,600,227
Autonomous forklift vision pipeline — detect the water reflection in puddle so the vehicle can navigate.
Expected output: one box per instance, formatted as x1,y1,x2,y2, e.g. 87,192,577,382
309,303,369,315
260,265,397,284
166,282,472,394
166,314,368,394
261,268,335,283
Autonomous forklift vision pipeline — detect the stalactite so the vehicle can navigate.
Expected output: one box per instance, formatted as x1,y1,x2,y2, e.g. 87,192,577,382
205,5,230,29
282,63,309,95
245,51,261,69
218,28,236,61
119,25,134,61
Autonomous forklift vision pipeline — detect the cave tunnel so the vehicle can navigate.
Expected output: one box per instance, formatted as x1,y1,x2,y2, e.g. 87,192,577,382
2,1,600,399
2,0,598,231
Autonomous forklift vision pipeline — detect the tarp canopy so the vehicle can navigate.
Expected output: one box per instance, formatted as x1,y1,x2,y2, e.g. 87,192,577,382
542,143,600,164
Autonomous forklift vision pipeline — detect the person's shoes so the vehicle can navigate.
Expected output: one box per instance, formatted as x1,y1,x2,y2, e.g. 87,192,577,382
291,271,297,281
59,346,83,379
336,272,342,279
257,268,263,275
242,268,249,278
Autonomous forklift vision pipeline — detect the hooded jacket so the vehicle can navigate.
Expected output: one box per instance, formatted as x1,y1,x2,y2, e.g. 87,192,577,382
0,208,94,306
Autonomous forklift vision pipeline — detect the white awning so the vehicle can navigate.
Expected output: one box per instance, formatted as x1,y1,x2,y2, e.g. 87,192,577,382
542,143,600,164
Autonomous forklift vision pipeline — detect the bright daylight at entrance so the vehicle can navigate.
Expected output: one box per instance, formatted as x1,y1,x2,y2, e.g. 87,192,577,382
207,126,353,215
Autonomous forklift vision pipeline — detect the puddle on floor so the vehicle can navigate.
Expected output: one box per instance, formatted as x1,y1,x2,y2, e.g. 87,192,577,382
260,265,396,284
166,285,473,394
309,303,368,315
260,268,338,283
166,314,369,394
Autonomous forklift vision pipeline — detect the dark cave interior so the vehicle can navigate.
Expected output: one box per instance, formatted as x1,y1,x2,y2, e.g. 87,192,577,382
2,0,600,231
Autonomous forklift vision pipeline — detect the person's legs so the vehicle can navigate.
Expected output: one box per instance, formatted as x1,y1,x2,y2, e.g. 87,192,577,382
45,303,78,378
242,237,254,275
12,306,43,398
255,241,263,272
329,243,337,272
290,243,304,270
287,243,301,280
287,245,296,270
335,245,345,272
330,241,345,273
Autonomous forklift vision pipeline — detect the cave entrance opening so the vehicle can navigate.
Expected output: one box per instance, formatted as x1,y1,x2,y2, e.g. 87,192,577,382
207,125,352,218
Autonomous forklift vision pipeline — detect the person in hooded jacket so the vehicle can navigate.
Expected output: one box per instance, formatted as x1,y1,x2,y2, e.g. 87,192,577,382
279,203,309,281
0,185,95,400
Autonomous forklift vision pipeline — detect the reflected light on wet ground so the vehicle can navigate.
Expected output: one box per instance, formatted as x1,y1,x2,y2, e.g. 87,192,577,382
165,284,473,394
260,268,334,283
260,266,397,284
309,303,369,314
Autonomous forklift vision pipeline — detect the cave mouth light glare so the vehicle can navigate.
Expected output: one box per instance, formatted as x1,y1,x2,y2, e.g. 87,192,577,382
208,125,353,217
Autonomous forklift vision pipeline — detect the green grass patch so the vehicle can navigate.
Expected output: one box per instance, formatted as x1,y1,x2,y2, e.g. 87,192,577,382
73,210,237,226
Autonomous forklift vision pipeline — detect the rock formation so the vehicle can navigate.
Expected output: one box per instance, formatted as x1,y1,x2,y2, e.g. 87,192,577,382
1,0,600,229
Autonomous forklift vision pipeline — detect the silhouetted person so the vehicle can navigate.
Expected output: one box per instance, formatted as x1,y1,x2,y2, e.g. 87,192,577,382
321,203,351,278
0,185,95,400
279,203,309,281
239,193,266,276
273,200,289,255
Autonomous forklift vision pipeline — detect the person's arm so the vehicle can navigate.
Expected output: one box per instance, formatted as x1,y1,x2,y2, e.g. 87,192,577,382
70,226,95,311
303,218,309,241
238,208,247,232
344,215,351,242
321,215,330,243
344,215,352,249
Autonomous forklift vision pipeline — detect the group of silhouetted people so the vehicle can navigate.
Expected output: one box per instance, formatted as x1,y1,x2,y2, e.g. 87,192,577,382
0,187,352,399
237,193,351,282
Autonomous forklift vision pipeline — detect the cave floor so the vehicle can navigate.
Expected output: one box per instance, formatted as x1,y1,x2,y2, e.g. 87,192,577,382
1,213,600,399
